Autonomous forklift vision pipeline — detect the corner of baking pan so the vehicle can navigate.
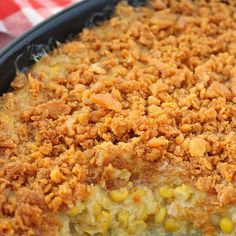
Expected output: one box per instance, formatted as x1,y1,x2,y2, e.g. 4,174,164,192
0,0,146,95
13,0,121,73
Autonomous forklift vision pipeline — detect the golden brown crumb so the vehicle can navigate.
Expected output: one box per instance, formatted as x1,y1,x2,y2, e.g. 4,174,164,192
90,93,122,111
189,137,207,157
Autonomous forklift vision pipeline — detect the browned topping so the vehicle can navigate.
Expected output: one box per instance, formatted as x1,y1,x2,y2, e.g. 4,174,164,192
41,100,72,119
189,137,207,157
91,93,122,111
0,0,236,234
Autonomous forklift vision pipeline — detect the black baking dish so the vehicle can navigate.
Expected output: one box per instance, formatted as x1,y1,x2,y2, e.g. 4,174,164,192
0,0,146,95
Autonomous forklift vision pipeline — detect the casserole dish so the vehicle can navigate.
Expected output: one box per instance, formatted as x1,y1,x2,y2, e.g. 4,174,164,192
0,0,236,236
0,0,144,95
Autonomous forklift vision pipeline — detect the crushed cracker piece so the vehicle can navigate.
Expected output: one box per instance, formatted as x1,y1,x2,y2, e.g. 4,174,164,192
50,167,65,184
91,93,122,111
189,138,207,157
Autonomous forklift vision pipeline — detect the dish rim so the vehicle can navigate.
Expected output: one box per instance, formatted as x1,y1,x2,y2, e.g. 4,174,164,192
0,0,118,94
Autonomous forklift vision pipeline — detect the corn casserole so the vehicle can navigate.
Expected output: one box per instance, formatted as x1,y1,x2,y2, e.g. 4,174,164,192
0,0,236,235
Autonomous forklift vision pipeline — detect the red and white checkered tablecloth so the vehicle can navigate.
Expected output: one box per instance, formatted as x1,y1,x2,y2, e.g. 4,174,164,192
0,0,83,49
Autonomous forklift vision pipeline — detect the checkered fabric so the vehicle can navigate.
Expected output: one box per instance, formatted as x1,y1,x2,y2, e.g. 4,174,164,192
0,0,82,48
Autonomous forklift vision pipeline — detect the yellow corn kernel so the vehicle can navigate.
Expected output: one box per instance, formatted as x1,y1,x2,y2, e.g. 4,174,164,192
164,218,180,232
128,220,147,233
97,211,112,232
174,184,192,200
68,206,80,217
68,202,85,217
118,211,129,228
93,202,102,216
155,207,167,224
159,186,174,199
132,188,145,203
140,205,149,221
220,217,234,234
109,188,128,203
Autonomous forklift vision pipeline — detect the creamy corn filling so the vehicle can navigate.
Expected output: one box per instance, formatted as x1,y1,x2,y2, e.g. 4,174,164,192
61,180,198,236
0,0,236,235
60,181,236,236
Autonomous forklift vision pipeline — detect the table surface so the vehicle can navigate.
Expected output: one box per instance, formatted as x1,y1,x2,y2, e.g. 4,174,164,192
0,0,82,49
